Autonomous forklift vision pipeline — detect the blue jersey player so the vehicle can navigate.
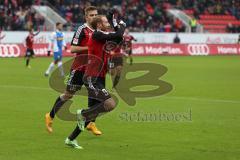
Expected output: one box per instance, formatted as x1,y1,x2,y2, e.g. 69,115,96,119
45,22,66,77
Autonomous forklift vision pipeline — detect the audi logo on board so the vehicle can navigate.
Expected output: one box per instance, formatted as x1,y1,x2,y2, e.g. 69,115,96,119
187,44,209,55
0,44,20,57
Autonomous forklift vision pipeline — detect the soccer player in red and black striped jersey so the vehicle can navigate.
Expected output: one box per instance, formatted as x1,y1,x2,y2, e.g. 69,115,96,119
108,45,124,89
66,14,125,149
123,28,137,65
24,28,40,68
45,6,103,139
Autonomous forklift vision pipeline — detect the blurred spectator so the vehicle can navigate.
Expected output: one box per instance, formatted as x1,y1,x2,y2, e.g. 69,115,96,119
226,23,236,33
0,0,239,32
0,0,44,31
50,0,186,32
189,17,197,32
173,33,181,43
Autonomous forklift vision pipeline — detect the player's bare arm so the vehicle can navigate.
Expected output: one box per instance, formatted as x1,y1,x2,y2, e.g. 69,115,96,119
70,46,88,54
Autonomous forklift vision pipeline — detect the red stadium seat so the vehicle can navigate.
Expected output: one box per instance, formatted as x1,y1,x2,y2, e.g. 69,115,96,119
198,20,240,25
197,14,238,32
199,15,236,20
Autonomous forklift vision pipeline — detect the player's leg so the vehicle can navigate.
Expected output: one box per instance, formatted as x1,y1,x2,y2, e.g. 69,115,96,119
68,79,104,136
45,90,75,133
112,57,123,89
57,53,65,77
45,70,83,133
113,66,122,88
45,52,58,76
108,58,118,89
86,97,102,135
77,97,116,130
57,61,65,77
129,50,133,65
77,78,116,130
45,61,55,76
25,49,31,68
66,95,115,149
26,57,30,68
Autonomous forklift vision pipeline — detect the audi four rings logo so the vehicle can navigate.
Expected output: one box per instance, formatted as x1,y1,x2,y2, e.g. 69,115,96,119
187,44,209,55
0,44,20,57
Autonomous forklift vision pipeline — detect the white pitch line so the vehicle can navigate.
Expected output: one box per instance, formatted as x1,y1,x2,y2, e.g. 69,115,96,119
0,84,240,104
0,84,51,91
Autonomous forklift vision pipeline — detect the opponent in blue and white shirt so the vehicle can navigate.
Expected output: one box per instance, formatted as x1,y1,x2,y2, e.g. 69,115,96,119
45,22,66,77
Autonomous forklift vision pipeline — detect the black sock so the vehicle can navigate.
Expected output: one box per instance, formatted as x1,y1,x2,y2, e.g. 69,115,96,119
68,125,81,141
49,96,66,119
85,121,91,127
68,122,91,141
81,102,106,121
113,75,120,88
130,57,133,65
26,58,30,66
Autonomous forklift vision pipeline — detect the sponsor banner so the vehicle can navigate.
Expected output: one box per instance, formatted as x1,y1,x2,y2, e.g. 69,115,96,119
0,43,240,58
0,44,73,58
0,31,239,44
132,44,240,55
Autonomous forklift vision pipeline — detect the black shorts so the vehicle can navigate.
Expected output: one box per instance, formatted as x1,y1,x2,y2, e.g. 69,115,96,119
126,49,132,55
86,77,111,103
109,56,123,69
66,70,85,93
66,70,107,108
25,49,35,57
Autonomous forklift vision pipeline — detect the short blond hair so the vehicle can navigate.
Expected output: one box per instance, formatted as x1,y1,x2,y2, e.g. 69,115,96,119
84,6,97,16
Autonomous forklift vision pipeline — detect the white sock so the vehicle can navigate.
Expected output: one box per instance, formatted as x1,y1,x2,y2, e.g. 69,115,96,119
58,61,64,76
45,62,55,75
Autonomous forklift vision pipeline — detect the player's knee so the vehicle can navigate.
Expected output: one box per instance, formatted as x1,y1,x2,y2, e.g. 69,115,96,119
61,91,74,100
104,98,116,111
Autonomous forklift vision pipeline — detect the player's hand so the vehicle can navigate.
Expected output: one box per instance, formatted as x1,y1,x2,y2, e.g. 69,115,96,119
107,9,117,28
47,51,51,56
119,20,126,27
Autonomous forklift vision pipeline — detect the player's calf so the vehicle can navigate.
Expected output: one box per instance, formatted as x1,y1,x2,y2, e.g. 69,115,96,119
45,90,75,133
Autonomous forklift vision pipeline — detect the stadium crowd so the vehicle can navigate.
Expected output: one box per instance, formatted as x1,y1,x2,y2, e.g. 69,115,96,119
174,0,240,19
0,0,44,31
0,0,239,33
51,0,186,32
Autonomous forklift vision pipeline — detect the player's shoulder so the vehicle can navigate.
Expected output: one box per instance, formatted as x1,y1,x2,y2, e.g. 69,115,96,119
76,24,86,33
92,30,109,39
75,23,93,34
94,30,109,34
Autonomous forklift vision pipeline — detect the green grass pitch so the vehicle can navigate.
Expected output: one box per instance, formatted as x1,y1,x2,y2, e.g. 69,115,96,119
0,56,239,160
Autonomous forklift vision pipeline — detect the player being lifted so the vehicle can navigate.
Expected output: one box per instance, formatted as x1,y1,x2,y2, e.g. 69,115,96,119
45,6,102,136
65,14,126,149
123,28,137,65
24,28,40,68
45,22,66,77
